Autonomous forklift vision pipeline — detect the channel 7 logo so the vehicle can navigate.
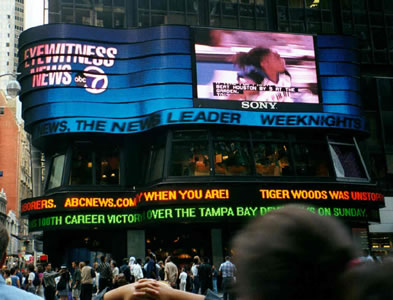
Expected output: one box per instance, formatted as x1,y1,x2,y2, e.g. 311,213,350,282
74,66,108,94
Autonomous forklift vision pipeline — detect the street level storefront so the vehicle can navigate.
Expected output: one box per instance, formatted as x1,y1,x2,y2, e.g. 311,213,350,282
18,24,384,266
20,182,384,266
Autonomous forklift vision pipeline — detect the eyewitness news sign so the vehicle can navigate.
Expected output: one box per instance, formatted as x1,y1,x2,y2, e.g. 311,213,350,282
18,25,365,142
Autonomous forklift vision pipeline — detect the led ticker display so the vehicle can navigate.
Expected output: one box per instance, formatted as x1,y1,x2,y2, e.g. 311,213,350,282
28,204,372,231
21,185,384,217
194,29,319,111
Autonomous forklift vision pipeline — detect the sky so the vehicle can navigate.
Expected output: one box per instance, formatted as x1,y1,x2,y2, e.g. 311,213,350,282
24,0,45,30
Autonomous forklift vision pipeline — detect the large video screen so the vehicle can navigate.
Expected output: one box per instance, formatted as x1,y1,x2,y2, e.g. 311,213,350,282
195,29,320,111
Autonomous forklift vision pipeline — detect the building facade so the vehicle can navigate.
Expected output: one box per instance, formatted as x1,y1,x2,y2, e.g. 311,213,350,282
18,0,393,266
0,0,24,90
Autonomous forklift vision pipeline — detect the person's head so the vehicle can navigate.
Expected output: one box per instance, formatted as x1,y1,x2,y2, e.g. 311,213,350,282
136,258,142,265
166,256,172,263
339,261,393,300
233,205,358,300
28,263,35,272
72,261,79,269
60,265,68,272
129,256,135,265
111,260,117,268
117,273,128,286
225,256,231,262
10,267,16,275
234,47,286,83
44,262,52,272
4,269,10,278
0,224,9,268
37,265,44,273
193,256,200,265
79,261,85,269
100,256,106,263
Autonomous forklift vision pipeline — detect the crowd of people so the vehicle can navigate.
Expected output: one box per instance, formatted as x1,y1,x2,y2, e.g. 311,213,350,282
0,242,234,300
1,205,393,300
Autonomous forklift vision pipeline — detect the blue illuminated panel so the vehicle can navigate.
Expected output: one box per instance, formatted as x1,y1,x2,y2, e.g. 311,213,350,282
17,25,366,144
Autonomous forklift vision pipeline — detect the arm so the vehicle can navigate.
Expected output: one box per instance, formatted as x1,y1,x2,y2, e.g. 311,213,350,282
104,280,205,300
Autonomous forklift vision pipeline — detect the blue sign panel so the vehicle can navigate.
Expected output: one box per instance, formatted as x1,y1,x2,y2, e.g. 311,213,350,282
17,24,365,143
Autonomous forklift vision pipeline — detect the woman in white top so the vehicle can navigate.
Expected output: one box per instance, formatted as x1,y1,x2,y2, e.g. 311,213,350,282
178,267,187,291
111,260,119,284
132,258,144,282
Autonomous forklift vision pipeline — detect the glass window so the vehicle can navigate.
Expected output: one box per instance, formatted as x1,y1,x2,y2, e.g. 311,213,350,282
47,154,65,189
62,7,74,23
113,0,125,6
382,111,393,149
352,0,366,10
222,1,238,16
169,130,210,177
360,77,378,110
289,0,304,8
368,0,382,11
168,13,185,23
254,142,292,176
170,141,210,176
293,143,330,176
114,12,125,27
96,148,120,185
70,145,93,185
386,154,393,174
76,8,92,25
187,0,198,13
214,141,252,175
145,135,166,182
170,0,185,11
379,79,393,110
96,9,112,27
139,12,150,26
329,142,367,179
152,1,166,10
372,29,387,50
152,13,167,25
138,0,149,9
385,0,393,12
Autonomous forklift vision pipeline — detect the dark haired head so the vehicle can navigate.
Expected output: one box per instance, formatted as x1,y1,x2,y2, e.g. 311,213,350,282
0,224,9,266
28,264,35,272
233,205,358,300
339,261,393,300
233,47,271,70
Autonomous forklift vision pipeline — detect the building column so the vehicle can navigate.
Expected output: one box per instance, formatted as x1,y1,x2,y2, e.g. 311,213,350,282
211,228,223,268
127,230,145,260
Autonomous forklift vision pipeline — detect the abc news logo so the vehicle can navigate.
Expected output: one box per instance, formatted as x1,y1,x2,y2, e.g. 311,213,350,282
74,66,108,94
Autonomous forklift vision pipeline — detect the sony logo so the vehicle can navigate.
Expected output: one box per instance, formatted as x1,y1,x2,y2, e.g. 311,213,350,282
241,101,278,110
